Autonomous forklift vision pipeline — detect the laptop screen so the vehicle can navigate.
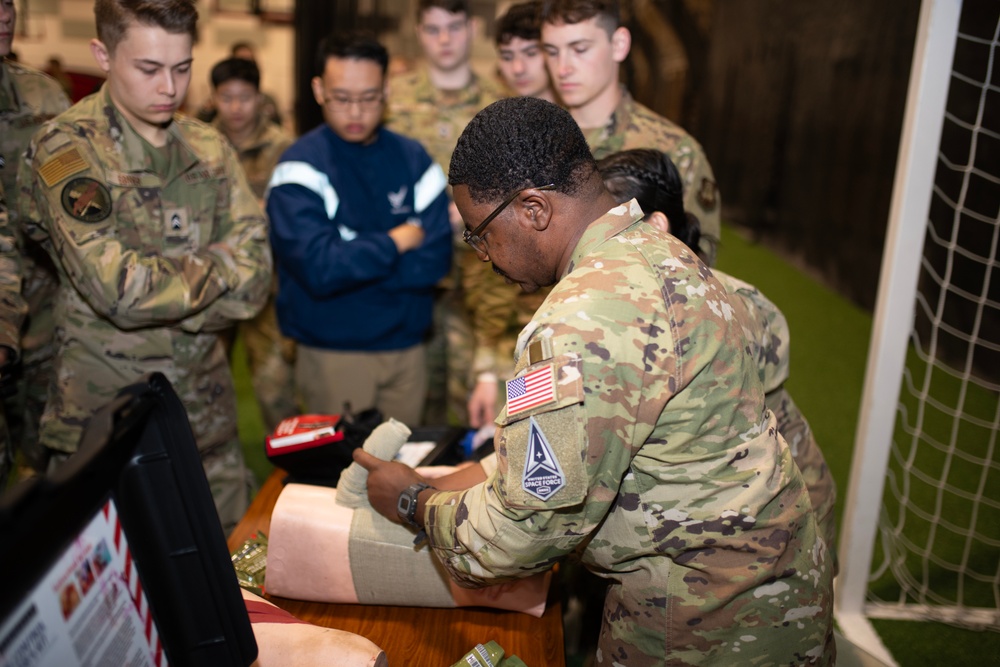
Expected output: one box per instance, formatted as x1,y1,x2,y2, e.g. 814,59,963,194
1,494,168,666
0,373,257,667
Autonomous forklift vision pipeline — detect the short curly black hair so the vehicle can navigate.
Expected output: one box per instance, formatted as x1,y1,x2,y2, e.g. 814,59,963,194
448,97,596,204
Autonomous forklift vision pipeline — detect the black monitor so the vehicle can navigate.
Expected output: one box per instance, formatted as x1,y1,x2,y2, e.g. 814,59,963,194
0,373,257,667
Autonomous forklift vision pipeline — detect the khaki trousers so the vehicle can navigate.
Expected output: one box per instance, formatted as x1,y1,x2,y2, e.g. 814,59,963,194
295,344,427,427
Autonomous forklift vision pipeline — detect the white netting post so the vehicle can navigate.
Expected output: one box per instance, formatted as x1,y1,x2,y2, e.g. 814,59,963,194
835,0,964,663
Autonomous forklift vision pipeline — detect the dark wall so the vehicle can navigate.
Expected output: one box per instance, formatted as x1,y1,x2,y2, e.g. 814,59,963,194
693,0,921,310
292,0,351,135
915,0,1000,381
292,0,399,135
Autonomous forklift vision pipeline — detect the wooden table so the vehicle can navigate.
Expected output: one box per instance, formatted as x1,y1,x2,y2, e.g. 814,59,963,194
228,471,566,666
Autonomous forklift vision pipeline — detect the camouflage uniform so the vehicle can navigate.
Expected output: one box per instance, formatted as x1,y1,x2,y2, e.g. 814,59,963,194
717,271,838,553
587,87,721,266
215,114,293,201
0,182,27,486
385,68,505,425
0,61,70,478
385,68,505,176
464,259,549,410
197,90,283,129
18,87,272,532
425,201,835,665
214,114,297,432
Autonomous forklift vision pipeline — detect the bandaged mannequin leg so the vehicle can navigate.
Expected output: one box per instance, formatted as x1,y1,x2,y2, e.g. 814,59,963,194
334,418,411,509
267,482,551,616
241,588,387,667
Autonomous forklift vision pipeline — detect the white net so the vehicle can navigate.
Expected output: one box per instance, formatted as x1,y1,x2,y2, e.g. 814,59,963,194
866,1,1000,631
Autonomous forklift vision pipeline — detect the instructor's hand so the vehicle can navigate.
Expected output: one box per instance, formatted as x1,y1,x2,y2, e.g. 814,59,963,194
352,449,424,523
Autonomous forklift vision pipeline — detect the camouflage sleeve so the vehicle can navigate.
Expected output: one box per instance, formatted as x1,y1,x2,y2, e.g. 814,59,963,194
765,386,837,551
425,273,676,586
463,248,521,376
177,139,271,332
382,74,414,138
718,271,791,391
18,128,267,332
673,138,721,266
0,182,26,356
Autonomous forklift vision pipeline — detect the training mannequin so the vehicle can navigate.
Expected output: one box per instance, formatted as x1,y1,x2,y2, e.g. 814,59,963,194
266,419,550,615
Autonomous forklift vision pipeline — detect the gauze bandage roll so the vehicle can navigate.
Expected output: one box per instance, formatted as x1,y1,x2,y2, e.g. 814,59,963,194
334,418,411,509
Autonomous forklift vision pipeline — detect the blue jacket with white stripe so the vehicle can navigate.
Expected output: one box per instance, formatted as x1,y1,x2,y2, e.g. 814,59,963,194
266,123,452,351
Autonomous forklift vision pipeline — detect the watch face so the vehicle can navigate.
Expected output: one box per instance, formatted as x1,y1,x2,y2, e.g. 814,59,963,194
398,495,413,515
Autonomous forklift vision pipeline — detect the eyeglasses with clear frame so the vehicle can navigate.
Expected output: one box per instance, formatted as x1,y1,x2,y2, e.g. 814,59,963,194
322,92,384,114
462,184,556,255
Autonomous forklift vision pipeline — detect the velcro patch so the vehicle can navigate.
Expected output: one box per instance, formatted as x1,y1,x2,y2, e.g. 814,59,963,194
522,417,565,501
39,148,87,187
164,208,190,236
697,177,719,211
527,338,552,366
61,177,112,223
506,364,555,416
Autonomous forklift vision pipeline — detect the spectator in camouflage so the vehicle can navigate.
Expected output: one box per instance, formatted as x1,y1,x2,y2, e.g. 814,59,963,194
540,0,723,266
494,1,555,103
210,56,299,433
0,0,71,484
196,41,283,129
0,182,26,489
17,0,271,533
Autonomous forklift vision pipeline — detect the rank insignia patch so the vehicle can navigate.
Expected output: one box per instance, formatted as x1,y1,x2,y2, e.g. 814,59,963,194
61,177,112,223
522,417,565,501
164,208,190,236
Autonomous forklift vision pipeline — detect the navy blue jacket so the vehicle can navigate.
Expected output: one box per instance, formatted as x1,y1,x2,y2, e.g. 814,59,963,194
266,124,452,351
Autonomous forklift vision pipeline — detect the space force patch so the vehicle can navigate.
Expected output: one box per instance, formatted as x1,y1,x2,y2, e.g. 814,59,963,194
522,417,565,501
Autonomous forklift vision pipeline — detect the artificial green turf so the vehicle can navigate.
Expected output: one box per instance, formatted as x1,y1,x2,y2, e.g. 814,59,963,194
233,223,999,665
716,224,1000,666
231,335,273,488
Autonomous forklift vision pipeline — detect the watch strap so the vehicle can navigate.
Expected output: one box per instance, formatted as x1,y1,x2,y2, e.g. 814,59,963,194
398,482,433,529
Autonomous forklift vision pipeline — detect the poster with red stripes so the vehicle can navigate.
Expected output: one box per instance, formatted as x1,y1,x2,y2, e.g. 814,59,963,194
0,498,166,667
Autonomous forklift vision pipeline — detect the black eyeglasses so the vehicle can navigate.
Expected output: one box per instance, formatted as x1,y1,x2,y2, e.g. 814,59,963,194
462,184,556,255
322,92,384,113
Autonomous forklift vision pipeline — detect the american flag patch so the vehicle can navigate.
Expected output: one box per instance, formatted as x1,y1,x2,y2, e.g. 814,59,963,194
38,147,87,187
506,364,556,416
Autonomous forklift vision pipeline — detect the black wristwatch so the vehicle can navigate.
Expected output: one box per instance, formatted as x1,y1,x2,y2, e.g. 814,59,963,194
397,482,433,529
